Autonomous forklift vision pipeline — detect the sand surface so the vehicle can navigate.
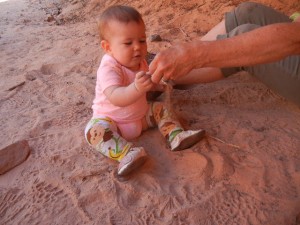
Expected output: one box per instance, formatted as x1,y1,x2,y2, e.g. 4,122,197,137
0,0,300,224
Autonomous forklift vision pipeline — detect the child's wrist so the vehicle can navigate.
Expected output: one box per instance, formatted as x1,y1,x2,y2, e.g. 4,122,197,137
133,82,141,92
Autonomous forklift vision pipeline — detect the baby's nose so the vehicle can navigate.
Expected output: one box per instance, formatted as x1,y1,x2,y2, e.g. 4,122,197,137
134,42,141,50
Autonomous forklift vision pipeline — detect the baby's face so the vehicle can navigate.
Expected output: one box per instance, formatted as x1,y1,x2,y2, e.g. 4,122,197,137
104,20,147,71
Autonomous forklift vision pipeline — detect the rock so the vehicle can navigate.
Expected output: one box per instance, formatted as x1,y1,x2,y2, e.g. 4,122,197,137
149,34,162,42
146,51,156,65
47,15,55,22
24,72,37,81
0,140,31,175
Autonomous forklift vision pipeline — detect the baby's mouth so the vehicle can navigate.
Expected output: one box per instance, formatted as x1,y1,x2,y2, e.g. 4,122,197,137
134,55,141,58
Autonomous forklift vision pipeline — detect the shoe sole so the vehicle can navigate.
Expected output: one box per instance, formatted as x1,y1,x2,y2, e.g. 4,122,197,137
118,155,147,176
172,129,206,151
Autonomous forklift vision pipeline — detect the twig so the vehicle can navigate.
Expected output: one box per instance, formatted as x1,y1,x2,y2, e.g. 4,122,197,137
7,81,25,91
206,134,241,149
179,27,189,37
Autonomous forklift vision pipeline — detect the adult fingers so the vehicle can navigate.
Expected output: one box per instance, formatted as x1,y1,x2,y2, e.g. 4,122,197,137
148,53,159,74
149,54,164,84
151,70,164,83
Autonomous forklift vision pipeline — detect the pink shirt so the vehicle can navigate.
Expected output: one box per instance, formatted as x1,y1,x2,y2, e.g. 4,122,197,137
92,54,149,123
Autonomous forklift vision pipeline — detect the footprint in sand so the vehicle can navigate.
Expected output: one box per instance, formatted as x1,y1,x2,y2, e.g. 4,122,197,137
211,84,274,105
201,188,269,225
40,63,60,75
0,188,25,224
167,150,235,184
231,152,298,200
21,177,91,224
171,151,208,178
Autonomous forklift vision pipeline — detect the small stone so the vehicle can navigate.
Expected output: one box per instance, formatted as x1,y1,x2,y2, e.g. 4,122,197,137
24,73,36,81
24,70,40,81
146,51,156,65
0,140,31,175
149,34,162,42
47,15,55,22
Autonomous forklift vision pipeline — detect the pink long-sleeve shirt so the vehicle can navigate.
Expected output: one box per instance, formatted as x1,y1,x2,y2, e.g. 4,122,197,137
92,54,149,123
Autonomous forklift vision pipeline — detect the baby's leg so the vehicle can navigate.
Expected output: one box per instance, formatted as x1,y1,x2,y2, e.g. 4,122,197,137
85,117,147,176
117,120,143,140
145,102,205,151
85,117,132,161
145,102,182,140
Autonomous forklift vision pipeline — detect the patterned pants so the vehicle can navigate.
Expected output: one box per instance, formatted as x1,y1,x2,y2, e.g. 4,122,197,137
85,102,183,161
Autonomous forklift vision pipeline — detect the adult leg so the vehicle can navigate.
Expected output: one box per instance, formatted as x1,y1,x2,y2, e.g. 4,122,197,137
201,2,291,42
174,67,224,88
218,23,300,106
245,56,300,106
175,2,298,100
174,22,225,87
201,20,226,41
225,2,291,32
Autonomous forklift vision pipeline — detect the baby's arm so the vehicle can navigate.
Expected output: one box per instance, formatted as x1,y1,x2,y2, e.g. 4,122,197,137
104,71,153,107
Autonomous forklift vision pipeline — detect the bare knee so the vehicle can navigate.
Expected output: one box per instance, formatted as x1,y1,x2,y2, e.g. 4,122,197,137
236,2,261,15
234,2,263,23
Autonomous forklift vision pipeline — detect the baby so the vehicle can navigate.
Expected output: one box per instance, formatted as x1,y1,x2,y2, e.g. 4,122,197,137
85,5,205,176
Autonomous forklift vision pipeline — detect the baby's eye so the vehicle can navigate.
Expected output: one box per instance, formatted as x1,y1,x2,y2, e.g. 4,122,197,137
124,42,132,46
140,39,146,43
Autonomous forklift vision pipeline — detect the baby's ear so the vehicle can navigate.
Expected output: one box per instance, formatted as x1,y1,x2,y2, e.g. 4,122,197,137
101,40,111,53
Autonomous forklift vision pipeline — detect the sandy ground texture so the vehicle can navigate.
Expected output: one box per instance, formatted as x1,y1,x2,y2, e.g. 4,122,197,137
1,0,300,224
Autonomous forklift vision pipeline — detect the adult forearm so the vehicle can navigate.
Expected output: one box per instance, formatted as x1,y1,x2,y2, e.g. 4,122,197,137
190,22,300,69
149,22,300,83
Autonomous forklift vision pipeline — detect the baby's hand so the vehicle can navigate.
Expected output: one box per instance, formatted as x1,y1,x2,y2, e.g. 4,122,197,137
134,71,154,92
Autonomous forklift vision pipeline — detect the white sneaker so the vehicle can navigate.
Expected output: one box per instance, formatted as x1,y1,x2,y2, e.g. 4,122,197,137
170,129,205,151
118,147,147,176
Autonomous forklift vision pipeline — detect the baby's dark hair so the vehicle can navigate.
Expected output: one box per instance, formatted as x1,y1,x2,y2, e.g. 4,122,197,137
98,5,144,40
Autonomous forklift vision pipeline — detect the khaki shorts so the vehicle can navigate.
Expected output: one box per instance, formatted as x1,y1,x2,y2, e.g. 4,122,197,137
217,2,300,106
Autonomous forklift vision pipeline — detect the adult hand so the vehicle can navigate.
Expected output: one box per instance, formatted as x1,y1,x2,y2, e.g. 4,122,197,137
149,43,195,84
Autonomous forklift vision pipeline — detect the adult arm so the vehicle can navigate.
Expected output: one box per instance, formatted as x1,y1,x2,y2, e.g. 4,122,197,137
150,22,300,83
